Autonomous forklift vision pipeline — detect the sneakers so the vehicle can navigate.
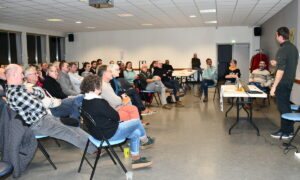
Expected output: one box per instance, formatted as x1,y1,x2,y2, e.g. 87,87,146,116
132,157,153,169
270,130,291,140
203,96,208,102
142,120,150,126
140,136,155,150
176,91,185,97
175,101,184,107
162,104,172,109
166,88,173,93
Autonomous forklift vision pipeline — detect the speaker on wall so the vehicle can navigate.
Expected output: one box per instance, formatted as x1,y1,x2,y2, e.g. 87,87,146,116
68,34,74,42
254,27,262,36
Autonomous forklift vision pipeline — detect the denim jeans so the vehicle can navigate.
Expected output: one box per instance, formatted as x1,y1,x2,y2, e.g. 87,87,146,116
31,115,97,153
200,79,215,97
146,81,167,105
50,97,81,121
163,79,181,101
108,119,146,156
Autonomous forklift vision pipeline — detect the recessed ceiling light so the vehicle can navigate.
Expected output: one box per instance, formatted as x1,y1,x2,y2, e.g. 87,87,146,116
205,20,217,24
117,13,134,17
0,6,7,9
79,0,88,2
76,21,82,24
200,9,216,13
141,23,153,26
189,15,196,18
86,26,96,29
231,40,236,43
46,19,63,22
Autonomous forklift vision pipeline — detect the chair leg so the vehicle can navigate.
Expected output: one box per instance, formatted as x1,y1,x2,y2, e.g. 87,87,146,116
119,145,124,152
108,146,127,174
284,126,300,150
38,141,57,170
105,148,117,165
54,139,61,147
213,85,217,100
90,147,102,180
78,140,90,173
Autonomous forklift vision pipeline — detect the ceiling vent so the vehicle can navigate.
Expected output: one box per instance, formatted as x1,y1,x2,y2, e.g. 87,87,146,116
89,0,113,8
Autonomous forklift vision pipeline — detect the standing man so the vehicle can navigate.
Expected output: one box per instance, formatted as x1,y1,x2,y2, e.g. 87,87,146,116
270,27,299,139
191,53,201,82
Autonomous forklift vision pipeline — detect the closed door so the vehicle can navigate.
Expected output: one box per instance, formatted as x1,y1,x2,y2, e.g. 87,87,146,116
232,44,250,82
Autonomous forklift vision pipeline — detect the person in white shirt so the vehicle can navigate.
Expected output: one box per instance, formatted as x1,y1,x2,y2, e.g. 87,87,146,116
68,63,83,93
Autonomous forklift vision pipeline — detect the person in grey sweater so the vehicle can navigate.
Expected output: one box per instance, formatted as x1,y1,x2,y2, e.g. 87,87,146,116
57,62,79,96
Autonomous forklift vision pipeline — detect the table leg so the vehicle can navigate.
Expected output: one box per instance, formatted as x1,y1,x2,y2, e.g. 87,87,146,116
248,98,260,136
229,98,240,135
225,98,234,117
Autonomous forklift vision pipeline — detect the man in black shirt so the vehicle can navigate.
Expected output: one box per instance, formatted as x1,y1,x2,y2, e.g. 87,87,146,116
191,53,201,82
270,27,299,139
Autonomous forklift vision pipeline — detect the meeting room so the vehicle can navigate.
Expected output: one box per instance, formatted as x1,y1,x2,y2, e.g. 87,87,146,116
1,0,300,179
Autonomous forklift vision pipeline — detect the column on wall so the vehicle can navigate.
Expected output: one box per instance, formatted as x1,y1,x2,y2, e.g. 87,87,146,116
21,31,28,65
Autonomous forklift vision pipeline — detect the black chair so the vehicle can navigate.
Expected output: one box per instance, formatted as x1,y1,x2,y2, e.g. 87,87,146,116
35,135,57,170
0,161,13,178
78,109,127,180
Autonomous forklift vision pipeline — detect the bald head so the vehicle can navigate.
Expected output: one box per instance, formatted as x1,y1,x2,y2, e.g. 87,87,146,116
0,68,6,80
5,64,24,85
141,64,148,72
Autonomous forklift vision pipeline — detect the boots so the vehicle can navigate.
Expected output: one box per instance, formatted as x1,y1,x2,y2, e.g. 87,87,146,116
203,96,208,102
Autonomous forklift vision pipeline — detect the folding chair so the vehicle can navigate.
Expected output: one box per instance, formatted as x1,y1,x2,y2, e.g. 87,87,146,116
282,113,300,154
134,79,161,107
0,161,13,178
78,109,127,180
35,135,57,170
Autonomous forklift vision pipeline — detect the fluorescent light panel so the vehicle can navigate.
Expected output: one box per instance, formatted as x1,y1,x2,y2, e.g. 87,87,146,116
189,15,196,18
141,23,153,26
200,9,216,13
205,20,217,24
46,19,63,22
118,13,134,17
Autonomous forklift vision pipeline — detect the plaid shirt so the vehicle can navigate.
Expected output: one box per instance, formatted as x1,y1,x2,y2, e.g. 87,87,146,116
6,84,47,125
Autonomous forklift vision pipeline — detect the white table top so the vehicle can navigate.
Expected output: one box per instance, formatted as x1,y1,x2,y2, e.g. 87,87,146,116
221,85,267,98
172,70,196,77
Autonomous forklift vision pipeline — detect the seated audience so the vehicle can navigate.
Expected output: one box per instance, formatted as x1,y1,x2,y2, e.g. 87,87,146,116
199,58,217,102
41,63,48,78
98,65,141,122
109,60,115,64
109,64,154,116
138,64,172,109
249,60,272,91
90,60,97,74
57,62,79,96
118,62,125,78
81,62,93,78
25,66,81,122
152,61,184,107
97,59,102,67
78,62,89,76
81,75,154,169
68,62,83,93
0,67,7,110
5,64,97,153
225,59,241,84
162,59,174,76
124,61,137,84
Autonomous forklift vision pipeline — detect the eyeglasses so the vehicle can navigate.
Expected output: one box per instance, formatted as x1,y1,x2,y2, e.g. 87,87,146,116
50,70,58,73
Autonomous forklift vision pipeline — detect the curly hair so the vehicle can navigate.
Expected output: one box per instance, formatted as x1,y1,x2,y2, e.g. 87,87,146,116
80,74,102,94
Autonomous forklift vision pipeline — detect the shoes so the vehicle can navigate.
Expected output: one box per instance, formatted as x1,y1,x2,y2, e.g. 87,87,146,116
203,96,208,102
140,136,155,150
244,104,251,109
132,157,153,169
270,130,290,140
142,120,150,126
176,92,185,97
175,101,184,107
166,88,173,93
198,91,203,100
162,104,172,109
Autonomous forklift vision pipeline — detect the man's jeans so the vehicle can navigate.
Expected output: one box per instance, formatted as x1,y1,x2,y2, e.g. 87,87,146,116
146,81,167,105
50,95,83,121
108,119,146,156
200,79,215,97
275,82,293,133
163,79,181,101
31,115,97,153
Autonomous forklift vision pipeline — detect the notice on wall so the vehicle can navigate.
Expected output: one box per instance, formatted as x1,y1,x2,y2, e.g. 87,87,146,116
289,28,295,43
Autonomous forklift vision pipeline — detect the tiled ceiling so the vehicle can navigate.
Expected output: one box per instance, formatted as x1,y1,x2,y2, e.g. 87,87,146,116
0,0,293,32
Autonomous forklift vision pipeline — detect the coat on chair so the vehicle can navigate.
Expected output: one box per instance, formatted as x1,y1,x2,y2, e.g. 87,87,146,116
0,105,37,178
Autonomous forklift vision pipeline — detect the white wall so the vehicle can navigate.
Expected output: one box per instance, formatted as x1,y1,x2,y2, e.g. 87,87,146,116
66,26,260,68
0,22,64,65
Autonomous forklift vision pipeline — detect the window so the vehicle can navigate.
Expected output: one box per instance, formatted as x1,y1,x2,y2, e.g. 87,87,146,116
27,34,43,64
49,36,65,62
0,31,19,65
